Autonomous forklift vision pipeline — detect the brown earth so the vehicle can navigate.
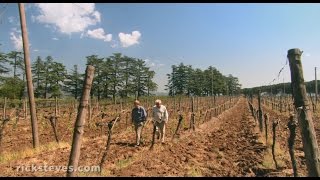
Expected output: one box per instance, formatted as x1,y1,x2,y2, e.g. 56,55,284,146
0,97,315,177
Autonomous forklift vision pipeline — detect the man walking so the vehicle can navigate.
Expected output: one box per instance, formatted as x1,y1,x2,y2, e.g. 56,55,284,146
152,99,169,144
131,100,147,147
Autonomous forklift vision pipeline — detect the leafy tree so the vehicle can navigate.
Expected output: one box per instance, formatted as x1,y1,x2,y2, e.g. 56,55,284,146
167,63,241,96
0,47,10,75
146,70,157,96
118,56,135,98
101,58,113,99
33,56,67,98
64,65,83,99
32,56,46,98
86,55,104,100
48,61,67,97
225,74,241,95
6,51,24,78
109,53,124,102
0,77,24,99
166,63,192,96
131,59,155,98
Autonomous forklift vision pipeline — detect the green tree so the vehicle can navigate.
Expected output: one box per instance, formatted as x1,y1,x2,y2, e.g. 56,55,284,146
64,65,83,99
119,56,135,98
0,48,10,75
131,59,156,98
225,74,241,95
146,70,157,96
109,53,124,102
6,51,24,78
101,58,112,99
0,77,24,99
32,56,46,98
48,61,67,97
86,55,104,100
166,63,191,96
167,63,241,96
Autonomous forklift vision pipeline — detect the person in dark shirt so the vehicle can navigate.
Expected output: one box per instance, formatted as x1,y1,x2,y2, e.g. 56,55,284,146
131,100,147,147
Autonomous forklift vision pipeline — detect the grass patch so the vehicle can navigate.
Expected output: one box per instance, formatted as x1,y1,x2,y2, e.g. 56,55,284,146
188,166,202,177
78,170,106,177
116,157,133,169
254,123,287,170
0,141,69,165
260,143,287,170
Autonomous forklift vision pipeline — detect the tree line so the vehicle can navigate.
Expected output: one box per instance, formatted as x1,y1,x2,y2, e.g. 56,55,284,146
166,63,241,96
241,80,320,96
0,49,157,100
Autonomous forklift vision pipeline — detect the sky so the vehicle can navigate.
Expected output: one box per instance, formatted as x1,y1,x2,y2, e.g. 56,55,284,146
0,3,320,93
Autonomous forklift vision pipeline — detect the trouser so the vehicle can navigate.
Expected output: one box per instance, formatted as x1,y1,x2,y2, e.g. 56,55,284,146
154,121,166,143
134,121,145,145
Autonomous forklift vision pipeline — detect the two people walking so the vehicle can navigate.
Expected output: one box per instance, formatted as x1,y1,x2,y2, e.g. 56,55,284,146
131,99,169,147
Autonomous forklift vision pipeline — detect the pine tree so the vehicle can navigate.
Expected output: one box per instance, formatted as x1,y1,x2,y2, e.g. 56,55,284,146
64,65,83,99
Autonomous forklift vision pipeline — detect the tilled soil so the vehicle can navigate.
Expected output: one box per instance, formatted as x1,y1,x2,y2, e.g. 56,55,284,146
0,97,305,177
109,97,266,177
252,99,315,177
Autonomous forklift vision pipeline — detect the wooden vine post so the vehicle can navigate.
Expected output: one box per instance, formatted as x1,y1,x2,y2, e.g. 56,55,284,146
264,113,269,144
288,113,298,177
67,65,95,177
287,48,320,177
258,90,264,133
98,116,120,173
272,119,279,169
190,96,195,131
19,3,39,148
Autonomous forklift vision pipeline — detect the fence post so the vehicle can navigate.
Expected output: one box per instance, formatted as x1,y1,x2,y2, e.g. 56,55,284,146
3,97,7,120
67,65,95,177
258,90,264,133
272,119,279,169
287,48,320,176
264,113,269,145
288,114,298,177
19,3,39,148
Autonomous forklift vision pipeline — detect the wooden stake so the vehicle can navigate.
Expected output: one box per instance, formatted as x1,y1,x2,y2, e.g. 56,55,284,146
287,48,320,176
67,65,95,177
19,3,39,148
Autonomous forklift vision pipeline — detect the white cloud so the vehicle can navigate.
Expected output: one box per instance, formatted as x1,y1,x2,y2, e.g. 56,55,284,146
52,37,59,40
144,58,165,69
306,53,311,57
33,3,101,35
144,59,150,63
149,62,156,67
33,49,39,52
10,32,23,51
118,31,141,47
86,28,112,42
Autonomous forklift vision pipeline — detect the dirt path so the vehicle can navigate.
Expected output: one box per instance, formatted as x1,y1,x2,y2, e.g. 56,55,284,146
109,97,266,177
0,97,270,177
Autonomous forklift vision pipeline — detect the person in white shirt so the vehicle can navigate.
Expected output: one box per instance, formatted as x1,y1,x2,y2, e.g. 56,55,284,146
152,99,169,144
